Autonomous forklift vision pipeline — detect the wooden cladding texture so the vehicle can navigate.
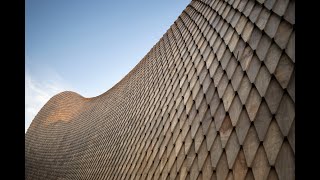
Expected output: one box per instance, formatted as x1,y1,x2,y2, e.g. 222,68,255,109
25,0,295,179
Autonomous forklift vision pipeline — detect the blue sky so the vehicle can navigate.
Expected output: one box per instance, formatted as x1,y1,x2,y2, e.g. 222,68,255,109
25,0,190,132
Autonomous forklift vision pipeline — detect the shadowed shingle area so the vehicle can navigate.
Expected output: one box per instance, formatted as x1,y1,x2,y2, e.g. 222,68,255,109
25,0,295,179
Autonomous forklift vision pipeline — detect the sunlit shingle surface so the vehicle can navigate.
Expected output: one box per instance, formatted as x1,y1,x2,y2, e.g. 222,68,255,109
25,0,295,179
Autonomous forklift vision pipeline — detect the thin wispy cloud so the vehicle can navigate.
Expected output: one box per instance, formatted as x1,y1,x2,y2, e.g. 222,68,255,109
25,70,74,133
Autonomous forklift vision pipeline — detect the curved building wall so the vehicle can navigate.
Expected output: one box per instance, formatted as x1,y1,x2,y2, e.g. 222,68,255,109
25,0,295,179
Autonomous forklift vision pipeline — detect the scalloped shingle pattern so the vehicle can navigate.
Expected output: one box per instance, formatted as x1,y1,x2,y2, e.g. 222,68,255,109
25,0,295,179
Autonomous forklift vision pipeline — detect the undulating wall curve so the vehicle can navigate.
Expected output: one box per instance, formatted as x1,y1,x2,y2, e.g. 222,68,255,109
26,0,295,179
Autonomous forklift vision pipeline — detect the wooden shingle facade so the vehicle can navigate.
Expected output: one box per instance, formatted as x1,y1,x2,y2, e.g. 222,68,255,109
25,0,295,179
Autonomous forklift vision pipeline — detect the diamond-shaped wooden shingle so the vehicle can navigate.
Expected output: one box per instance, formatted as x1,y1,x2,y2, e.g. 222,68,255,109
213,66,224,87
237,75,252,104
241,21,254,42
202,156,213,179
272,0,289,17
264,43,282,74
245,88,262,121
274,20,293,50
264,79,284,114
248,27,262,50
235,110,251,145
197,140,208,171
210,136,223,168
194,126,204,153
243,0,255,17
249,3,262,23
205,119,218,151
228,31,240,52
190,156,200,180
219,115,233,148
222,84,235,111
275,141,295,180
239,46,254,71
209,92,220,117
201,109,213,136
252,146,270,180
231,65,244,91
284,0,295,25
235,15,248,34
226,57,238,79
275,94,295,136
246,55,261,83
256,8,271,30
274,54,294,89
287,119,295,154
285,31,295,63
216,153,229,180
256,35,272,61
263,120,284,165
228,95,243,126
214,103,226,131
221,49,232,70
264,13,281,38
245,169,255,180
264,0,276,10
242,126,260,167
254,101,273,141
255,65,271,97
233,149,248,180
267,168,279,180
225,131,240,169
